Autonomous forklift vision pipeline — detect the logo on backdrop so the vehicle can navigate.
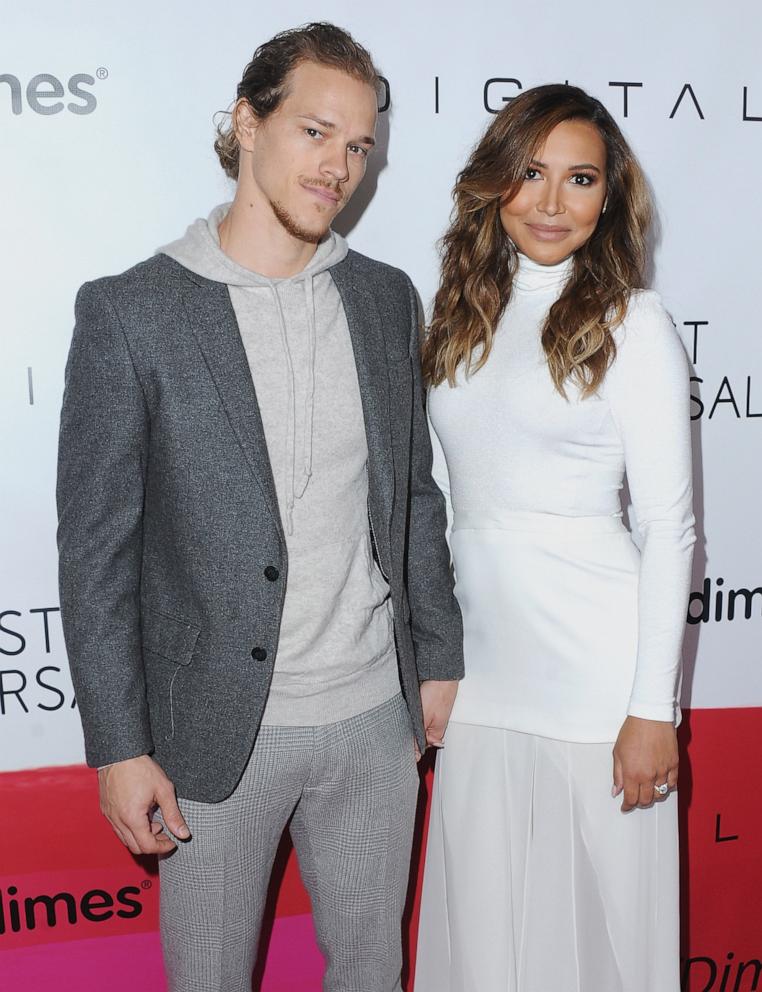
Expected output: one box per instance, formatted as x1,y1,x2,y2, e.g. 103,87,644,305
0,69,108,116
0,883,146,935
475,77,761,121
0,606,75,715
687,579,762,625
682,952,761,992
683,319,760,421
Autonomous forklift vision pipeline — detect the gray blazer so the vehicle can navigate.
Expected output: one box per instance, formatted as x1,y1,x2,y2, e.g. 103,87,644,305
57,249,463,802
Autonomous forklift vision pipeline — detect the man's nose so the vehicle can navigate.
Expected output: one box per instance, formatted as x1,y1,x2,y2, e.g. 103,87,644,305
320,144,350,184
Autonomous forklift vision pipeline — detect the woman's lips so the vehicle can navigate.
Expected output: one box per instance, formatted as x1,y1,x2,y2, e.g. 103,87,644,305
526,223,571,241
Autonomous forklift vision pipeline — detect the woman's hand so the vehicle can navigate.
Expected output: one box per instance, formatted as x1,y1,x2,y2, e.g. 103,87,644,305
612,716,678,812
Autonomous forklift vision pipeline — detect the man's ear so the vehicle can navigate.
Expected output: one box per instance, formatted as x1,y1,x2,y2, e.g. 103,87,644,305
233,99,260,153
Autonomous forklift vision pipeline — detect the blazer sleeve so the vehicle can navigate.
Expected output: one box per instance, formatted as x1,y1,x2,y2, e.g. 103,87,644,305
402,276,464,682
57,280,154,767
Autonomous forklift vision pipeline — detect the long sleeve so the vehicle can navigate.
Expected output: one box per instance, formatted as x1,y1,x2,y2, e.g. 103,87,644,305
57,281,154,767
606,292,696,723
402,278,464,683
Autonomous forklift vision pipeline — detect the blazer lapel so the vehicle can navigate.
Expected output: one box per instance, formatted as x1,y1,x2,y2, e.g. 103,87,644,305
181,277,284,538
330,258,395,520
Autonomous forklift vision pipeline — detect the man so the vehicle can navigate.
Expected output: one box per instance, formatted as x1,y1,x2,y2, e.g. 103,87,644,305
57,22,462,992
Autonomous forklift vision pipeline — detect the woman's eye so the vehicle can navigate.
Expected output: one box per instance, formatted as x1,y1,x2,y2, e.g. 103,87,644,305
305,128,322,139
524,168,540,180
570,173,595,186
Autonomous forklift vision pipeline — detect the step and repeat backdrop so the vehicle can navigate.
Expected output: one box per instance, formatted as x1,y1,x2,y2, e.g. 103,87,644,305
1,1,760,989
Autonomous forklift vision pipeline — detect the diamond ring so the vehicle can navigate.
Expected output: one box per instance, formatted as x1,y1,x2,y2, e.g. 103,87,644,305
654,783,669,796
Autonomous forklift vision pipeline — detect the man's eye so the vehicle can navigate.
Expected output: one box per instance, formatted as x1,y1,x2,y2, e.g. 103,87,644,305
349,145,368,158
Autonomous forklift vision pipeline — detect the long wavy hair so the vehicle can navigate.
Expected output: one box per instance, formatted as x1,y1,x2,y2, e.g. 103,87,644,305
422,84,652,397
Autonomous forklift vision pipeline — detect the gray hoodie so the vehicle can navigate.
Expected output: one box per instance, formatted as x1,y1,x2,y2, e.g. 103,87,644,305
160,205,399,726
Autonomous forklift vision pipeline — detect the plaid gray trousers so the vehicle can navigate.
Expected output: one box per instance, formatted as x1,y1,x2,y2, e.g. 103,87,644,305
158,693,419,992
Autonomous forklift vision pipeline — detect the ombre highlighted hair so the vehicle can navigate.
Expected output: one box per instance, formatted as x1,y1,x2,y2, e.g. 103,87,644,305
422,84,653,397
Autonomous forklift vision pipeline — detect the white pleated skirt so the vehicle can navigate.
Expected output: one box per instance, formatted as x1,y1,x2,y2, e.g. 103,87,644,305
415,722,680,992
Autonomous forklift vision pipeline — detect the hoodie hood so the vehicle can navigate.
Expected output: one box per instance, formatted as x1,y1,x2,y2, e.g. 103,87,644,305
159,204,349,535
159,202,349,287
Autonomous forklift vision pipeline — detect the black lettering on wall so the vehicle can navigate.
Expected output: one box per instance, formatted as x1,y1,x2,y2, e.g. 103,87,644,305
24,892,77,930
0,611,25,656
484,78,522,114
684,320,709,365
608,81,643,117
0,670,28,714
743,86,762,122
708,377,740,418
29,607,60,654
36,667,66,711
669,83,705,119
378,76,390,114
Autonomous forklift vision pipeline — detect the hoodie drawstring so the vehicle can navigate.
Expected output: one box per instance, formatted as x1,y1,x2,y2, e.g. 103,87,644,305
298,277,317,499
269,276,317,535
269,283,297,535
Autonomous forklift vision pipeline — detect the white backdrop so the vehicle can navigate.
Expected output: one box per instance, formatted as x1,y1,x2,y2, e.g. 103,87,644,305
1,0,760,772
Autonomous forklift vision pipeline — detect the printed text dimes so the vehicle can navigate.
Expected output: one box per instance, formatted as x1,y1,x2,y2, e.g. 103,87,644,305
0,72,107,115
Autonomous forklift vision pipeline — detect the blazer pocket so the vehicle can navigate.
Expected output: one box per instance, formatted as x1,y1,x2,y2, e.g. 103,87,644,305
141,606,200,666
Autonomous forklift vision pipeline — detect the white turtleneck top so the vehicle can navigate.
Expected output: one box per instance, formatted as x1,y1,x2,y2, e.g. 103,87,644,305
427,254,695,737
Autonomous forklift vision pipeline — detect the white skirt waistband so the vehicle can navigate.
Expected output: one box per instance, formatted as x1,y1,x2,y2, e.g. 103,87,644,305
452,509,627,536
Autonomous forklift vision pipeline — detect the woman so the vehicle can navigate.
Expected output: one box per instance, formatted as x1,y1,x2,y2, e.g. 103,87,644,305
415,85,695,992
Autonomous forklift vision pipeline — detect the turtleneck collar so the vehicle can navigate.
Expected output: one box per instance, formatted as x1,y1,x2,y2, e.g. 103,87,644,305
512,251,574,294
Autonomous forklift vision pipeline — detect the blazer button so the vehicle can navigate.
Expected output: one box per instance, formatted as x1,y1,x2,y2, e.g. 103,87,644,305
251,647,268,662
264,565,280,582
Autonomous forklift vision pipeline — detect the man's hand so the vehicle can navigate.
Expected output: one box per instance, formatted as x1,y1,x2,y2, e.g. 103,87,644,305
612,716,678,812
98,754,190,855
420,680,459,749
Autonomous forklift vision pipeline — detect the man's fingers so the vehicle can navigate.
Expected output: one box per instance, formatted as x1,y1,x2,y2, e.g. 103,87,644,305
157,789,190,841
420,681,458,750
127,814,177,854
425,720,446,747
111,819,143,856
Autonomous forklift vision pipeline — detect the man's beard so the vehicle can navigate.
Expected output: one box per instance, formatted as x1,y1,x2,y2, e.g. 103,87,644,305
270,180,343,245
271,199,327,245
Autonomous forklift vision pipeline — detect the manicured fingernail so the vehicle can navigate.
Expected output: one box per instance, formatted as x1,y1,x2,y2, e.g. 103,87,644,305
178,826,190,839
611,785,617,797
